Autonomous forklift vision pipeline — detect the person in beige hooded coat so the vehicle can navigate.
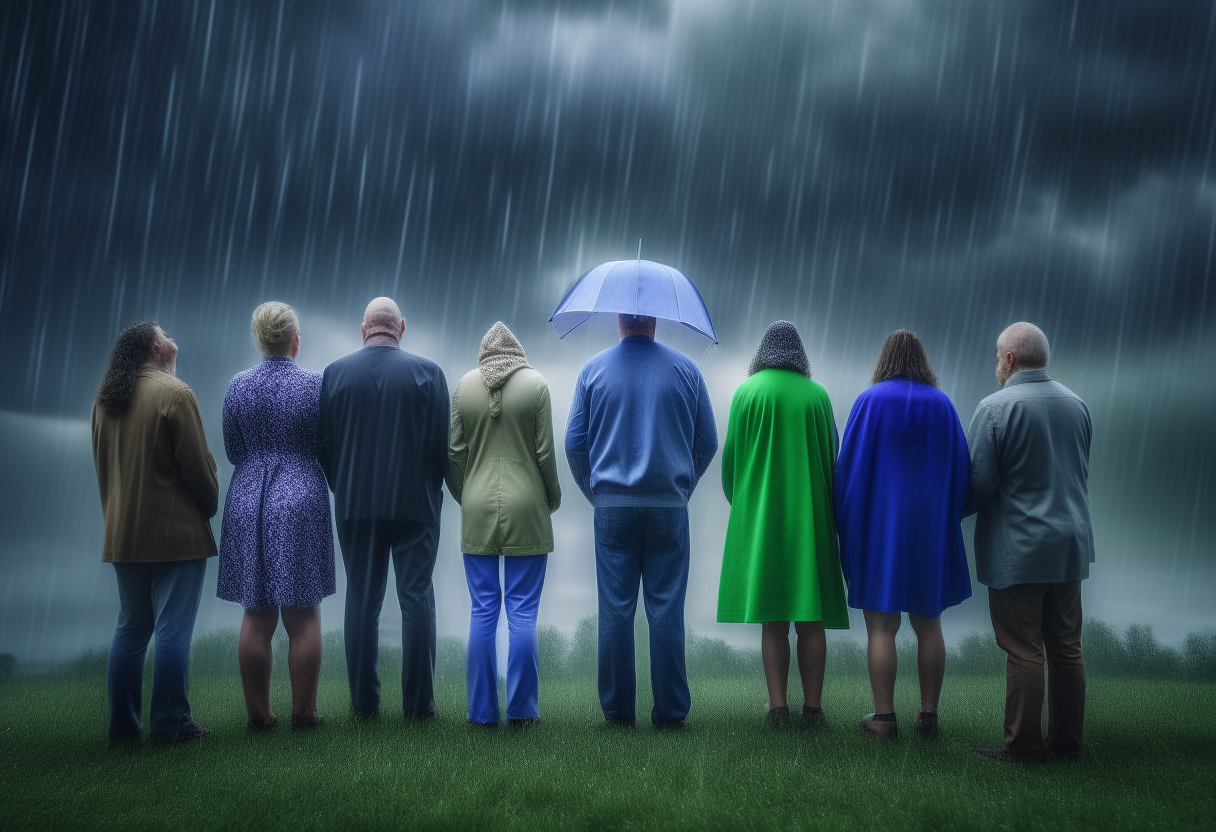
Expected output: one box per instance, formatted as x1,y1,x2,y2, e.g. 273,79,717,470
447,322,560,726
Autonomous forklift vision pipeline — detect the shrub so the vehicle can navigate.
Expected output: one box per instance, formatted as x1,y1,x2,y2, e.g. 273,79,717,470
0,652,15,681
954,631,1003,675
1183,629,1216,682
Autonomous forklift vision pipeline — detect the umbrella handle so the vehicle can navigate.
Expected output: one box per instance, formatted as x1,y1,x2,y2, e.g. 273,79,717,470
636,236,643,260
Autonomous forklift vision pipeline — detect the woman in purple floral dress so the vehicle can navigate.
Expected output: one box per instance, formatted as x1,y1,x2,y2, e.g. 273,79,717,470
218,302,335,730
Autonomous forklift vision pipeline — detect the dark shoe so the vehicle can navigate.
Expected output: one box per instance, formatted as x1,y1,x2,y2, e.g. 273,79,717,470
605,717,636,729
350,709,380,721
405,710,439,723
290,714,324,730
653,719,688,732
246,715,279,732
508,717,540,729
801,706,827,729
914,709,940,739
1048,748,1082,762
976,746,1046,764
467,719,498,729
764,706,791,728
108,734,142,749
152,721,209,745
860,713,899,740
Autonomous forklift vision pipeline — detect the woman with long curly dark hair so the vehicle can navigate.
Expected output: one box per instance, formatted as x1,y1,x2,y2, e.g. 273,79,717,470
91,321,218,745
834,329,971,741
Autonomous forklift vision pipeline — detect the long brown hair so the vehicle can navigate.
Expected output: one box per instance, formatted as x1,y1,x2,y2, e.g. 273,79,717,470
870,329,938,387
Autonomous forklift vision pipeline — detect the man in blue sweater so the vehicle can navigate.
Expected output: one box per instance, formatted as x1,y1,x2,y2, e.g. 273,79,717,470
565,314,718,728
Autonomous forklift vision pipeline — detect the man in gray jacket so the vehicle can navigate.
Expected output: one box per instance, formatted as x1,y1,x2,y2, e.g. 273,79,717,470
965,322,1095,763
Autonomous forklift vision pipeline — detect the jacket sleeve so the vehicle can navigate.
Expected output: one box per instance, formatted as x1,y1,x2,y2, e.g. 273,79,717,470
221,383,245,466
534,382,562,514
564,370,594,506
964,401,1000,517
168,388,220,519
446,385,466,505
318,369,333,489
691,373,718,491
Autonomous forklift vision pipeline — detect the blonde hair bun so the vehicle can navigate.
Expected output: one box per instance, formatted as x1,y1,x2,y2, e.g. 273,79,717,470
251,301,299,356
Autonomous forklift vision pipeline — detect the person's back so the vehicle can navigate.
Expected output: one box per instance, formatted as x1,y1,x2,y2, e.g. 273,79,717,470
321,345,448,524
967,370,1094,589
319,297,449,720
93,367,218,559
567,336,716,506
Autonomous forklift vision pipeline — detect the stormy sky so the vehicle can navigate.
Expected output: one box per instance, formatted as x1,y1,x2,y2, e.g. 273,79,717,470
1,0,1213,661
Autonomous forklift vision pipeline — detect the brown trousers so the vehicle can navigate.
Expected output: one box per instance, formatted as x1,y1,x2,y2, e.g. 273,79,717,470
987,581,1086,761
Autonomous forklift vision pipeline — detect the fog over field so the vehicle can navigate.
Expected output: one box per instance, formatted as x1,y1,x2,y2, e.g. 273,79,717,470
1,0,1213,660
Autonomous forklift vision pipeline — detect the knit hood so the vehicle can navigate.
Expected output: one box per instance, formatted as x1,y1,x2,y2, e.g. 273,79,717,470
478,322,532,417
747,320,811,378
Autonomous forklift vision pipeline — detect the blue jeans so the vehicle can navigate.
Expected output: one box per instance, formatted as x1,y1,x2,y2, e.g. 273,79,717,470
464,554,548,724
108,559,207,741
337,518,439,718
594,506,691,725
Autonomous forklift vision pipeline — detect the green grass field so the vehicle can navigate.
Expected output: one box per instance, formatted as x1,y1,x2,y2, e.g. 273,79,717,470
1,630,1213,832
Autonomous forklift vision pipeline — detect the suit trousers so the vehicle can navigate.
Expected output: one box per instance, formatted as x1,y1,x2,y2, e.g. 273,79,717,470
108,558,207,741
594,506,691,726
463,553,548,724
337,518,439,718
988,581,1086,761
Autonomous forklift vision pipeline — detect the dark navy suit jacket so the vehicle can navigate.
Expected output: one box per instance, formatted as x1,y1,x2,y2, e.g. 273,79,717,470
319,345,449,524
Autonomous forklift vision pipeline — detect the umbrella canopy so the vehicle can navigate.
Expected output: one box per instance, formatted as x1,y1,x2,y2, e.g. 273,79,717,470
549,259,717,343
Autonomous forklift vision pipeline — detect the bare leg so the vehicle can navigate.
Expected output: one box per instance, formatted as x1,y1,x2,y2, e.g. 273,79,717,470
909,613,945,713
239,608,279,722
281,605,323,720
761,622,791,710
864,610,901,714
793,621,826,708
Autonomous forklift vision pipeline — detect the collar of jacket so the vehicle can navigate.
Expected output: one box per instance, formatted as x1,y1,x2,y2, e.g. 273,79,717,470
1005,368,1052,386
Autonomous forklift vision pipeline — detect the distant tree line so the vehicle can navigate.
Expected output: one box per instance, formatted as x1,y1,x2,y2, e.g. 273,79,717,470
4,617,1213,683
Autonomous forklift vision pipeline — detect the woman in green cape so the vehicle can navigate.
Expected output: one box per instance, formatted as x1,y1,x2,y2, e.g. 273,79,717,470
717,321,849,726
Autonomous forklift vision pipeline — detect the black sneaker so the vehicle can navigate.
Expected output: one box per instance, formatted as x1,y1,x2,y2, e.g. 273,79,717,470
764,706,791,728
801,705,827,729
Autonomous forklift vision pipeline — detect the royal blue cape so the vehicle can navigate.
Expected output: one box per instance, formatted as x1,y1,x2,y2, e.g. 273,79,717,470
834,379,972,616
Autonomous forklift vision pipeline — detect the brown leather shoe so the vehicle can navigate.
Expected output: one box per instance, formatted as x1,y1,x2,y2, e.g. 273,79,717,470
914,709,940,739
975,747,1046,764
860,713,898,739
246,715,278,732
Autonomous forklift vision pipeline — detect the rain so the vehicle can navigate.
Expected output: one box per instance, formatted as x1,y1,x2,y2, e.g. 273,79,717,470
1,0,1213,662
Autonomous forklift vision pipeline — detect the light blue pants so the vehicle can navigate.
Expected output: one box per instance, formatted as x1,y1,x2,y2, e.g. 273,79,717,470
463,553,548,724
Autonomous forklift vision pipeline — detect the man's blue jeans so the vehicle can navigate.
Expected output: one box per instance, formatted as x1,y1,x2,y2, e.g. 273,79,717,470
108,558,207,742
337,518,439,718
594,506,691,725
464,553,548,724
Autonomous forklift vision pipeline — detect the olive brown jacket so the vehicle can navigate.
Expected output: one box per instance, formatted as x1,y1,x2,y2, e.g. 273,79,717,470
91,368,219,562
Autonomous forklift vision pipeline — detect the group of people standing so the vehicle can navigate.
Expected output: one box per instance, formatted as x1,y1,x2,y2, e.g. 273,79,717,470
90,295,1094,765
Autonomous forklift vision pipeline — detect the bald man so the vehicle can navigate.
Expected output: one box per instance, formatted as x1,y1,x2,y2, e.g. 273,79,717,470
319,297,450,719
964,322,1095,763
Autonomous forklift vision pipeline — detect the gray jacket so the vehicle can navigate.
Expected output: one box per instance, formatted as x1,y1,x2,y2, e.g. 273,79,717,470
964,369,1095,589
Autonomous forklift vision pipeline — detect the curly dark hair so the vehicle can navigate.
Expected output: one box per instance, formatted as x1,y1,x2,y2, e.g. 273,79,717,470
96,321,160,416
871,329,938,387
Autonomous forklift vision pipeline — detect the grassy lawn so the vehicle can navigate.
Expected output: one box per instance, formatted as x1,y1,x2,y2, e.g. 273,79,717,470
1,635,1213,832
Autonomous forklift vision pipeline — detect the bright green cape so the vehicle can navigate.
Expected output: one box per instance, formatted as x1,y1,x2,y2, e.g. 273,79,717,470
716,369,849,626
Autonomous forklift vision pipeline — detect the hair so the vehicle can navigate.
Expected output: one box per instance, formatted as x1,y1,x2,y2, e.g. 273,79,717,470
870,329,939,386
618,314,657,338
96,321,161,416
251,301,299,356
999,321,1050,370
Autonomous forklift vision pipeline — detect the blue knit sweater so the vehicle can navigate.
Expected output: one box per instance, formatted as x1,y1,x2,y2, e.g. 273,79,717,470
565,336,718,507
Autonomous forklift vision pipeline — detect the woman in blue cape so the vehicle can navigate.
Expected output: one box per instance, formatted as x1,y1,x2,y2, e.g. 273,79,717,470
835,330,971,740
